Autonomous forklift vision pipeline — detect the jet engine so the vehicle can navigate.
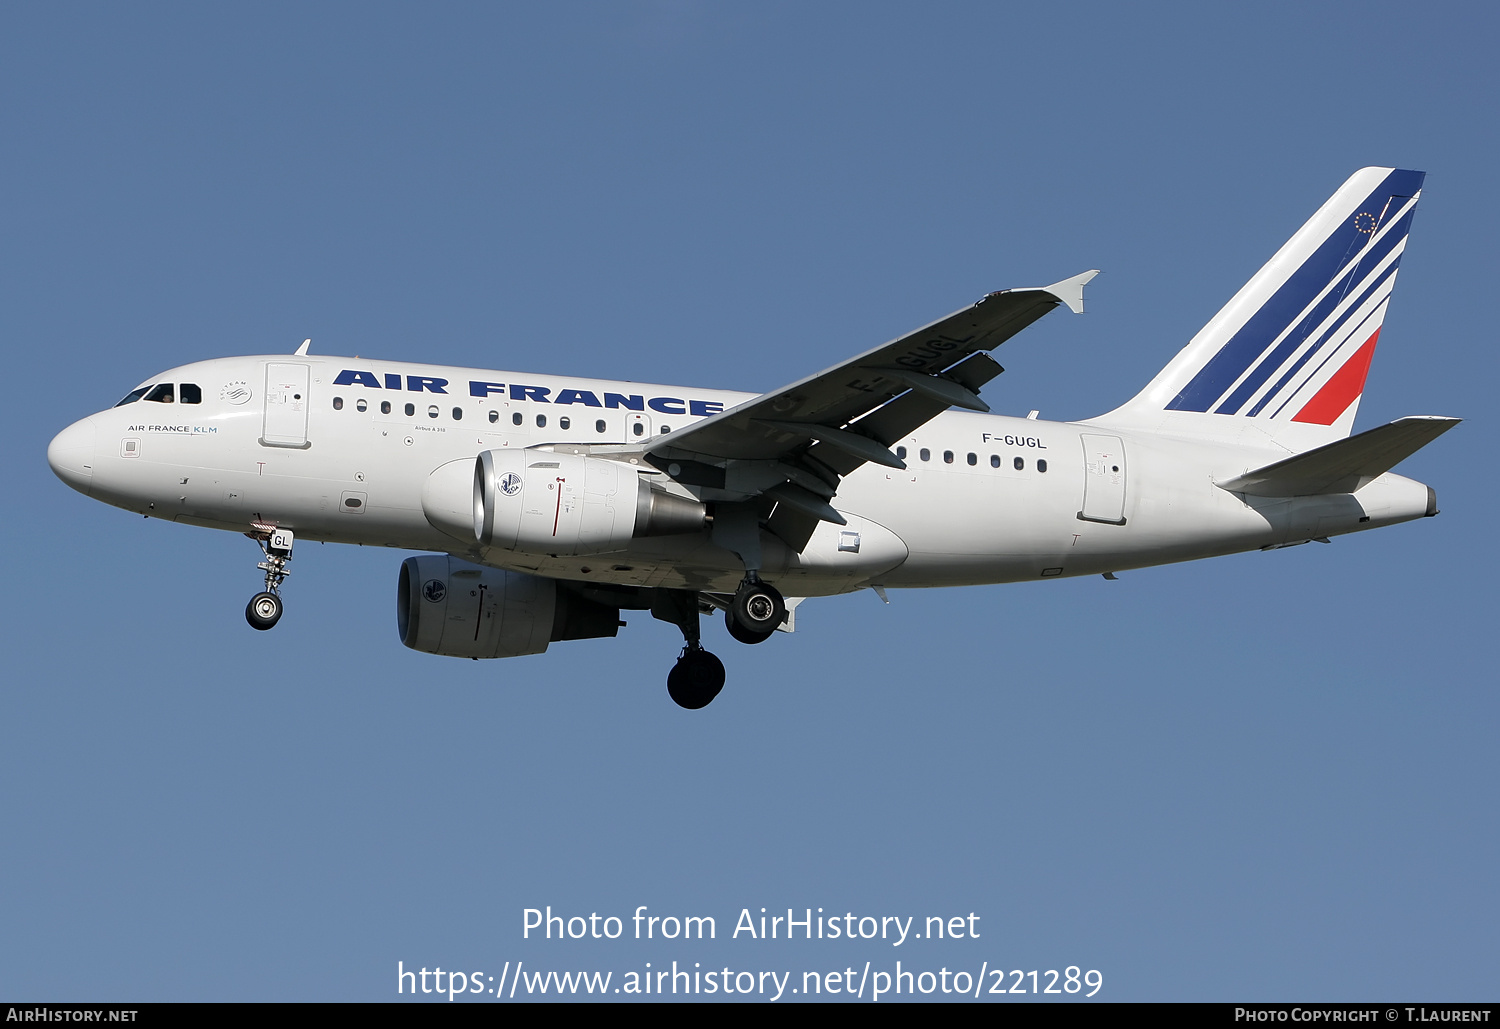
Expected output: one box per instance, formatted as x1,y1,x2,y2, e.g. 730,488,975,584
423,451,706,556
397,554,623,659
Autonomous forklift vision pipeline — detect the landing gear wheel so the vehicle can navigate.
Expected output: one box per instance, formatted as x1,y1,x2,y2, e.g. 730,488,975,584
667,647,725,709
731,578,785,636
725,609,774,645
245,591,283,631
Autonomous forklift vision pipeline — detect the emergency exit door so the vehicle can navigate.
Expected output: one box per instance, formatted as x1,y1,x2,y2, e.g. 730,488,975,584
1078,433,1127,525
262,363,310,448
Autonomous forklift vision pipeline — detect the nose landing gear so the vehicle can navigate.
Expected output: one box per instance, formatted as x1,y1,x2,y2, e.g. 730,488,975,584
246,591,282,630
244,525,294,631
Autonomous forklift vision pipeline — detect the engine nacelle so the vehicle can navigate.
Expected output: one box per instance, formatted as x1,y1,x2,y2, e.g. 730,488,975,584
397,554,622,659
424,450,706,556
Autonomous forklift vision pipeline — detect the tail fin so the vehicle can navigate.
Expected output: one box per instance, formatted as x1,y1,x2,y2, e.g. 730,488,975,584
1099,167,1424,451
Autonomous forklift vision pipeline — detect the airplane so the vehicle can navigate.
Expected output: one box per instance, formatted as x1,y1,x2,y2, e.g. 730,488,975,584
47,167,1458,709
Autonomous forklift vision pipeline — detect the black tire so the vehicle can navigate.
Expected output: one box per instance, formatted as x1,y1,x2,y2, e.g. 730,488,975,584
725,609,774,645
667,648,725,709
246,591,283,631
731,579,785,635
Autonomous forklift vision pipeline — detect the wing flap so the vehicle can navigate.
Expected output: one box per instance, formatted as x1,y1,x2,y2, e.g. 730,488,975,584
1216,415,1460,496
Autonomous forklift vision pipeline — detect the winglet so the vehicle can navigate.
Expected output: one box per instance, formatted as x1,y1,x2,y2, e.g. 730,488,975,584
295,339,311,356
981,269,1099,314
1042,269,1100,314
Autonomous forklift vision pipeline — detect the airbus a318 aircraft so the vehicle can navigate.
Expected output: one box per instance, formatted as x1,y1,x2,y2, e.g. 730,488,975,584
48,167,1457,708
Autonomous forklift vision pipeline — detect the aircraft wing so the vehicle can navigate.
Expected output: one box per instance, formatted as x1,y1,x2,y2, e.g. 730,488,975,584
645,270,1098,538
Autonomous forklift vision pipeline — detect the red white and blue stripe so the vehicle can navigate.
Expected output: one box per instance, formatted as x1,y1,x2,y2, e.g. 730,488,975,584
1162,167,1423,428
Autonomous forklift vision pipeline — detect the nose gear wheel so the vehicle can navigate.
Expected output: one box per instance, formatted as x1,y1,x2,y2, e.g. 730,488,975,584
244,525,293,631
246,591,283,630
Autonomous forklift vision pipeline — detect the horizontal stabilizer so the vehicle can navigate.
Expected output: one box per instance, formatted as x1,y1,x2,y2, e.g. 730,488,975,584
1216,416,1459,496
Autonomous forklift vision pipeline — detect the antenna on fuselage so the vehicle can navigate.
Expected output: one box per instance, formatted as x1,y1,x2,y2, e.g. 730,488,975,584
294,339,311,356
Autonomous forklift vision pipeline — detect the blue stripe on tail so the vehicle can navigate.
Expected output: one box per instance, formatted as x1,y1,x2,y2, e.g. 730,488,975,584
1165,168,1424,414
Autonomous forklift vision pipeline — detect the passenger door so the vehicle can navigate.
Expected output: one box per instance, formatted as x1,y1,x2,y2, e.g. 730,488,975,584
262,363,311,448
1078,433,1127,524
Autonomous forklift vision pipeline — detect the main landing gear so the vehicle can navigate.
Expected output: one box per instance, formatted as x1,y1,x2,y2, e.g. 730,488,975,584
652,577,787,709
724,612,774,645
727,575,784,644
667,647,726,710
652,590,725,709
244,525,294,631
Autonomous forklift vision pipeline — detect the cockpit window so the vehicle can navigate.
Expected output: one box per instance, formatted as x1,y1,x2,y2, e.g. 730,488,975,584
115,386,151,407
144,383,175,403
180,383,202,404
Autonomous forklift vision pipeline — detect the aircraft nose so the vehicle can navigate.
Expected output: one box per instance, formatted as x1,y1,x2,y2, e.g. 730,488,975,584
48,416,97,495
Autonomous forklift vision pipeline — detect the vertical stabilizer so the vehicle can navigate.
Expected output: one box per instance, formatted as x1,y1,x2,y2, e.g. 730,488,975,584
1097,167,1424,452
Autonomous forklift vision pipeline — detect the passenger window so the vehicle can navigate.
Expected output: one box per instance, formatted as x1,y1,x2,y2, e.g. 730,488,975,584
512,412,523,426
115,386,151,407
356,398,367,412
180,383,202,404
381,401,391,414
559,416,571,430
896,445,907,460
990,454,1000,468
966,452,976,466
452,407,463,420
488,409,499,423
333,397,344,410
1013,456,1025,470
536,414,546,428
404,403,415,417
428,405,439,419
632,422,644,437
943,451,953,464
1038,459,1048,473
144,383,175,403
595,419,606,433
919,448,930,462
660,424,670,434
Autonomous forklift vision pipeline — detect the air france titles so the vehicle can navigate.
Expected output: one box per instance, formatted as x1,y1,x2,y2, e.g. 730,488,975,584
125,424,218,435
331,370,726,418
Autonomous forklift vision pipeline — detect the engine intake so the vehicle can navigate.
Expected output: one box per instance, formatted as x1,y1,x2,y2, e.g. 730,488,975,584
424,450,705,556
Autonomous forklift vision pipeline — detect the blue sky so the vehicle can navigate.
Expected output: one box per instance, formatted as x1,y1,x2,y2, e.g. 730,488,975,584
2,1,1495,1002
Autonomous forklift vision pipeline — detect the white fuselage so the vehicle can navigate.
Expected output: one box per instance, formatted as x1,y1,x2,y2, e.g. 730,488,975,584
49,354,1435,597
